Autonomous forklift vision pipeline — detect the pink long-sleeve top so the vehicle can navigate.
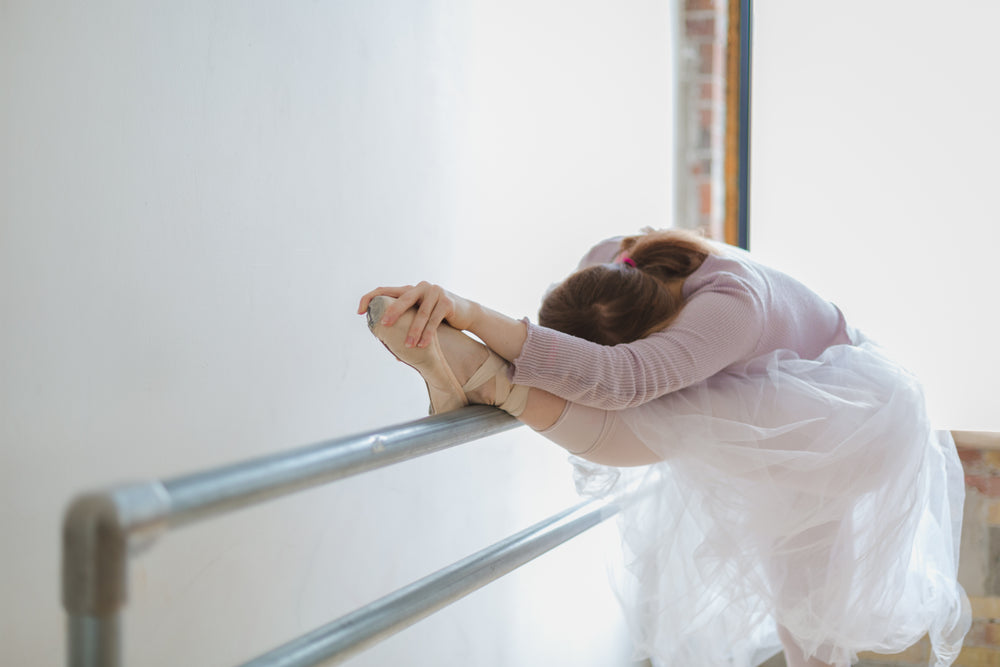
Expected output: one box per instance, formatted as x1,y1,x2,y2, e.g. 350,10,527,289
510,238,851,410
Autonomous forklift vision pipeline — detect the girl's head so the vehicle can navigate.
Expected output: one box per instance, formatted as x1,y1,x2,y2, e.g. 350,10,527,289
538,229,713,345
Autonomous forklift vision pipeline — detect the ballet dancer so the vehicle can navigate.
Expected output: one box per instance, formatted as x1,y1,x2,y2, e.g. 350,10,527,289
358,229,970,667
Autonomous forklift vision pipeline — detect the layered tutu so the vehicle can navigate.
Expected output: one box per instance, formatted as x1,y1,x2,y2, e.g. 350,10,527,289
572,333,970,666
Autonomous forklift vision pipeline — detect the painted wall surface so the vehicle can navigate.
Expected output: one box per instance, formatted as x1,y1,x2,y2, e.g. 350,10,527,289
750,0,1000,431
0,1,674,665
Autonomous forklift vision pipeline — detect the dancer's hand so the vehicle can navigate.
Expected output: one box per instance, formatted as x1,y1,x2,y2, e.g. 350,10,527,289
358,283,477,349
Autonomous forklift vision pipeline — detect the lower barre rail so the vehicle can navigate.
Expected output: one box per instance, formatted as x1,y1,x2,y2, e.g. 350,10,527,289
240,496,621,667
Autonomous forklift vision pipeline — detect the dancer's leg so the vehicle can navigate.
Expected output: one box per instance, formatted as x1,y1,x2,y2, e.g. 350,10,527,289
467,371,657,466
534,398,661,466
444,338,660,466
517,387,566,430
777,625,842,667
769,518,851,667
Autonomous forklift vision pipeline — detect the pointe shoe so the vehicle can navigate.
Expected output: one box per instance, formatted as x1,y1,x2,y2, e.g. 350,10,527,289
367,295,530,416
367,295,468,414
460,349,530,417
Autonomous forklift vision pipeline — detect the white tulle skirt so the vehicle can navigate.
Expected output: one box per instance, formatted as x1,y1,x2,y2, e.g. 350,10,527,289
571,332,970,666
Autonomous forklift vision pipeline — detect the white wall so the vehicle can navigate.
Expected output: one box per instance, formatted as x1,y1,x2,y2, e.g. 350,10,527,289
750,0,1000,431
0,1,674,665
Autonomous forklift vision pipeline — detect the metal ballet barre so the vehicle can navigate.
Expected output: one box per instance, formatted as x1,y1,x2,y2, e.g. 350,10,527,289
62,405,622,666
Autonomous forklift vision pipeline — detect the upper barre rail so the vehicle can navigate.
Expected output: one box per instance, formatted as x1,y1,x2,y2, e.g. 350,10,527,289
162,405,519,528
63,406,520,667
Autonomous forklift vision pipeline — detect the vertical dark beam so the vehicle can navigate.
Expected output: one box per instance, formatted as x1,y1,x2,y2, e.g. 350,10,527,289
738,0,752,250
724,0,752,250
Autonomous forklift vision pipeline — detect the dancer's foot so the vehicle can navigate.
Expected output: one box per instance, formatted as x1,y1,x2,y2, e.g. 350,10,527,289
367,296,529,415
458,347,530,416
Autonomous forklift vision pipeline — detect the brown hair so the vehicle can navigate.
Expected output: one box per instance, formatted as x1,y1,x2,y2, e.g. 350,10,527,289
538,229,713,345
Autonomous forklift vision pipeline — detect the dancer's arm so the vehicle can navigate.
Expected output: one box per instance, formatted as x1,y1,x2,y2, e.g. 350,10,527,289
511,285,762,410
357,238,622,355
359,274,762,411
358,241,762,411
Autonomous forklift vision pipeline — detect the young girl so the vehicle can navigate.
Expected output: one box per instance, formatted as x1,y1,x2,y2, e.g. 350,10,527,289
357,229,969,667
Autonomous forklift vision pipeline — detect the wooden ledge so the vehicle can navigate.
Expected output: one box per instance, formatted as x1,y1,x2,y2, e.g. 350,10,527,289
953,431,1000,451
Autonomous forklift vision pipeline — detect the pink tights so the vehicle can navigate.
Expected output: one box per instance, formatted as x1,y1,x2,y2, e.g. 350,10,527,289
536,400,660,467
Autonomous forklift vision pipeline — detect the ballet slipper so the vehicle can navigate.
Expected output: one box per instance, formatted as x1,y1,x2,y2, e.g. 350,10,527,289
367,295,529,416
367,295,469,414
459,349,530,417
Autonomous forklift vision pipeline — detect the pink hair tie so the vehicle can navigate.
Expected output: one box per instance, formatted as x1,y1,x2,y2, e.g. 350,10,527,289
620,256,637,268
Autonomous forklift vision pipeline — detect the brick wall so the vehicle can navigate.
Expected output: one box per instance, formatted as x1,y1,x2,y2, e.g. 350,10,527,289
758,433,1000,667
678,0,727,239
854,433,1000,666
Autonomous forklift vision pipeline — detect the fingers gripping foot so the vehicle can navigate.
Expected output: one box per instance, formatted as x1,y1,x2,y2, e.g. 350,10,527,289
367,296,528,416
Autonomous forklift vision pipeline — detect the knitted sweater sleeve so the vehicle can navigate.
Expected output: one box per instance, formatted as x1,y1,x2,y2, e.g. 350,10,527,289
511,272,765,410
